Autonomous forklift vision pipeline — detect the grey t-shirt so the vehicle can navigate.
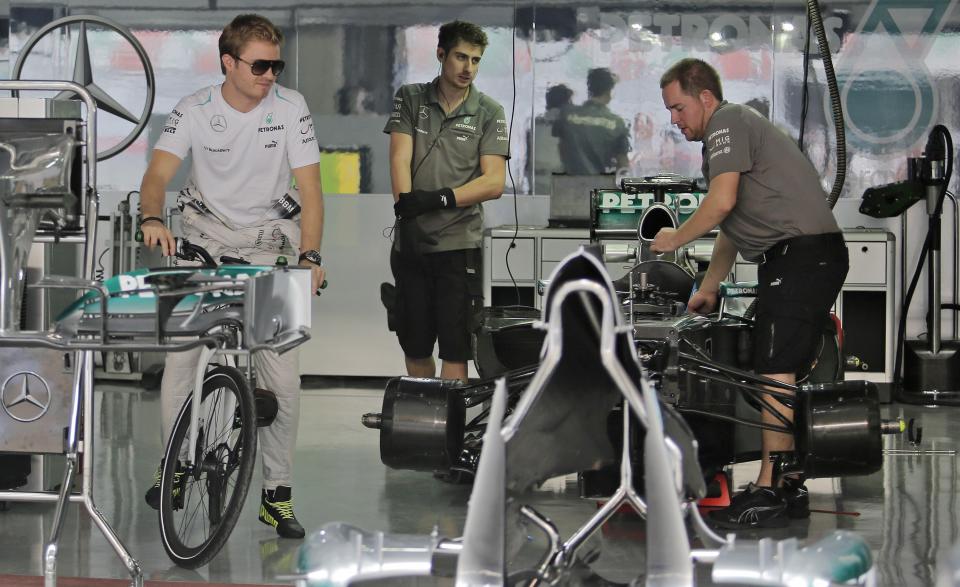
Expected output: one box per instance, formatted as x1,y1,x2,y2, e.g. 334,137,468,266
702,102,840,261
553,100,630,175
383,80,509,252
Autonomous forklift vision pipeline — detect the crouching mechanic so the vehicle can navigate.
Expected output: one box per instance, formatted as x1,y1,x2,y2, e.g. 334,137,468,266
651,58,849,530
139,14,325,539
384,20,508,382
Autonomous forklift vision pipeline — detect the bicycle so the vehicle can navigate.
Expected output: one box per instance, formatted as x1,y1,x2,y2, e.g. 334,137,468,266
136,236,314,568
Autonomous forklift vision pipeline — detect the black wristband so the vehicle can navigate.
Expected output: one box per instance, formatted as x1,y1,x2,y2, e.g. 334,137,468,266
437,187,456,209
138,216,164,228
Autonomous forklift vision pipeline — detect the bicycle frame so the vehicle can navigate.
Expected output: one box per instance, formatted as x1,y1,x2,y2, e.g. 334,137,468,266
183,331,251,472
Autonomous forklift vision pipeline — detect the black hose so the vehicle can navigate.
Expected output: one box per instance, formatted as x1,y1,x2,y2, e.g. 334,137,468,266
798,15,812,152
743,0,845,322
808,0,847,207
894,226,931,393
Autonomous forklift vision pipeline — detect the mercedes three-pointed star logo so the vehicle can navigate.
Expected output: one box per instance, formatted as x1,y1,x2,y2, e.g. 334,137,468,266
12,15,156,161
1,371,52,423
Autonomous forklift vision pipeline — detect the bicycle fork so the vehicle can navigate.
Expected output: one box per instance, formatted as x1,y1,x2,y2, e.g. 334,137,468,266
186,346,217,468
184,347,244,470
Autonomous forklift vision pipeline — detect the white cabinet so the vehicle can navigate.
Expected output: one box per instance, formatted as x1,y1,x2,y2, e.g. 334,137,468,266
484,228,587,308
836,230,895,386
540,237,590,283
489,237,535,281
845,241,888,285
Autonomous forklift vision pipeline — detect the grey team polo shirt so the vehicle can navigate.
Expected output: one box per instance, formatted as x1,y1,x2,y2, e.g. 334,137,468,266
553,100,630,175
384,79,509,252
701,101,840,262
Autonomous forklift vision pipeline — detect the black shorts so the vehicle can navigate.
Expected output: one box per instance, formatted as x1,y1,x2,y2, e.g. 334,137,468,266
389,248,483,362
753,233,849,375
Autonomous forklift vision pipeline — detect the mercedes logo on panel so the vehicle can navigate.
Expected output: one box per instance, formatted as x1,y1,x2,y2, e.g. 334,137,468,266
1,372,52,423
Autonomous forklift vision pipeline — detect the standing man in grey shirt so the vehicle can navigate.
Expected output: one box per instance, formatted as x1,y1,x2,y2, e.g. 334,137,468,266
553,67,630,175
383,20,509,382
651,58,848,530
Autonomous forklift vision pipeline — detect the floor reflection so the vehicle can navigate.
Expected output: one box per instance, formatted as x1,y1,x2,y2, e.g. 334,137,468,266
0,387,958,586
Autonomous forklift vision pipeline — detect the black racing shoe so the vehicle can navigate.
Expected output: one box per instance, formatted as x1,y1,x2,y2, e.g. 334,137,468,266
782,477,810,519
707,483,788,530
259,486,306,539
144,461,186,511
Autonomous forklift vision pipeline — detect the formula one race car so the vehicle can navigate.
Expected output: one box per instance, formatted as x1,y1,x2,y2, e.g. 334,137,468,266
317,246,888,587
364,269,886,486
364,186,895,490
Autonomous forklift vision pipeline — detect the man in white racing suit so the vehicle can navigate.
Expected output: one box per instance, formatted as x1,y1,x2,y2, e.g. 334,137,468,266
138,13,324,539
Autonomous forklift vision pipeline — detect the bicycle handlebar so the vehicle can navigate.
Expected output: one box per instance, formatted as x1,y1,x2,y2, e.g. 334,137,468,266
134,230,327,292
178,239,217,266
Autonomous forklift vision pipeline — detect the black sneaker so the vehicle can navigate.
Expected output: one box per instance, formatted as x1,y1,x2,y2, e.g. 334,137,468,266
259,486,305,539
782,477,810,519
144,461,186,511
707,483,788,529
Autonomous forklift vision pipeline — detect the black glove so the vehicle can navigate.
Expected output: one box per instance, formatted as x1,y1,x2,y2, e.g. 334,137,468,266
395,217,438,268
394,188,456,219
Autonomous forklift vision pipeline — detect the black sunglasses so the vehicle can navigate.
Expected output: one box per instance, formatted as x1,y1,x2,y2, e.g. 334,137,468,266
233,55,285,76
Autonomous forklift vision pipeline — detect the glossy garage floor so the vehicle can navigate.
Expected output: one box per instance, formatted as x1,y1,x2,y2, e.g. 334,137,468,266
0,381,958,586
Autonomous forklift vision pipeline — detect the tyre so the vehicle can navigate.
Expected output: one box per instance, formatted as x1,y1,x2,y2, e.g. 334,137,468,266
159,365,256,568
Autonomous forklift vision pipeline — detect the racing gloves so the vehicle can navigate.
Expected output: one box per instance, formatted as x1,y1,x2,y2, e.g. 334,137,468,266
394,187,457,219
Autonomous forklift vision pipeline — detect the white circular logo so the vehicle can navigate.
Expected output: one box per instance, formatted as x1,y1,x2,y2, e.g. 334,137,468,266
210,115,227,132
1,371,51,423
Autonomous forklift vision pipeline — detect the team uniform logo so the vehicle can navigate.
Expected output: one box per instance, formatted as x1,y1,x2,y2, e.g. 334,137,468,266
210,115,227,132
162,111,181,134
418,105,429,120
299,114,313,136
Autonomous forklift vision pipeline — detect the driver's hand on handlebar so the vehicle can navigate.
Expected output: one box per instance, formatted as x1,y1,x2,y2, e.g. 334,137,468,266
298,261,326,294
687,288,718,315
140,220,177,257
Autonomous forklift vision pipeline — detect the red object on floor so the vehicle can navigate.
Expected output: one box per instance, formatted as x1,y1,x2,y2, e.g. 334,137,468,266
697,471,731,512
592,471,733,539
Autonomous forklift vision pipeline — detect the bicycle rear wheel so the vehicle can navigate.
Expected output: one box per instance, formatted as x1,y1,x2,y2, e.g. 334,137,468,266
159,365,257,568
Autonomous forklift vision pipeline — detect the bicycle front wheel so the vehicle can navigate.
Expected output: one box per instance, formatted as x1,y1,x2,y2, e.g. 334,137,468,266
159,365,257,568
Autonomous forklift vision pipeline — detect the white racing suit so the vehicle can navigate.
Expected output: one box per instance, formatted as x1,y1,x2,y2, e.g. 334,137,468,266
160,187,303,490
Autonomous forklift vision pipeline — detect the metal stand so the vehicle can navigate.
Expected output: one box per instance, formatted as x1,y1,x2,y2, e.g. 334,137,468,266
0,80,143,587
19,351,143,587
902,154,960,403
